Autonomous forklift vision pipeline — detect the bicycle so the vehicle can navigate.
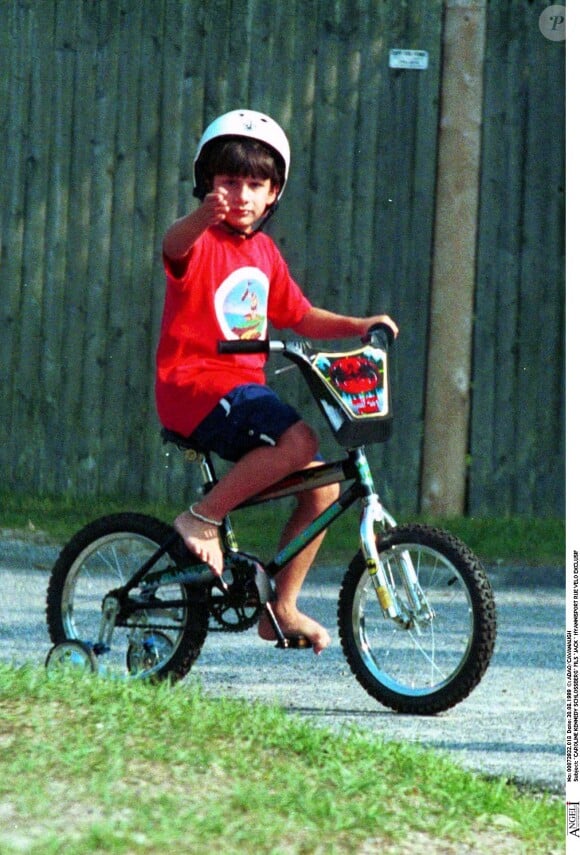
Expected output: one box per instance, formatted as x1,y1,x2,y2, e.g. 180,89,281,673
45,325,497,714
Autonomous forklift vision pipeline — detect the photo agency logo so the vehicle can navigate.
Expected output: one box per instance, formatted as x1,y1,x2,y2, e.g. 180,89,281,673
538,5,566,41
568,801,580,839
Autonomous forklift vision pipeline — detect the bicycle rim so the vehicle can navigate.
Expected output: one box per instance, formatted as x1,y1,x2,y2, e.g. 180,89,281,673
56,529,194,678
352,542,476,697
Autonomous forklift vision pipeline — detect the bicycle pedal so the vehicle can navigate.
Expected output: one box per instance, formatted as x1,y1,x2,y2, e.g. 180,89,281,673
275,635,312,650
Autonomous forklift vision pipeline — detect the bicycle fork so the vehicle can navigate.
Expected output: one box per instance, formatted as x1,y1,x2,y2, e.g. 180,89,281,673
354,450,433,629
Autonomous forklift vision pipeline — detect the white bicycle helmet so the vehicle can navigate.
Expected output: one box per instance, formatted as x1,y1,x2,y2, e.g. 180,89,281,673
193,109,291,202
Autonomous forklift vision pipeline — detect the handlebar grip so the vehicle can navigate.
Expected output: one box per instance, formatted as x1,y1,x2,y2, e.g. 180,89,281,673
217,340,270,355
363,323,395,348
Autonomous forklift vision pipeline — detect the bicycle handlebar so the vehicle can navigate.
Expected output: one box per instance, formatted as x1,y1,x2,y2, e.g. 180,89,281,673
362,322,395,348
217,339,272,355
217,323,394,356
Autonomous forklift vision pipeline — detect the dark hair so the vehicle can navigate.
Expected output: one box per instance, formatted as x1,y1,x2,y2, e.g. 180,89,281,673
196,137,284,197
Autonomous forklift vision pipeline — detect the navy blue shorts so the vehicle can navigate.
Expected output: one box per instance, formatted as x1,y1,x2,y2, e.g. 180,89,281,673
189,384,303,463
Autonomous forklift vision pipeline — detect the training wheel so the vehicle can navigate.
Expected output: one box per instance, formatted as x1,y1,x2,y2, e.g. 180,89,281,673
45,640,99,674
126,631,174,675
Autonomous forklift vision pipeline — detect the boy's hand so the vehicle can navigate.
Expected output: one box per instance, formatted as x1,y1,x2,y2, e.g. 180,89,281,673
366,314,399,339
163,190,230,260
199,189,230,227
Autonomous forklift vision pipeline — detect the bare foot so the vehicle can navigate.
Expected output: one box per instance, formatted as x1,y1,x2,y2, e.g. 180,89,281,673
258,605,331,655
174,509,223,575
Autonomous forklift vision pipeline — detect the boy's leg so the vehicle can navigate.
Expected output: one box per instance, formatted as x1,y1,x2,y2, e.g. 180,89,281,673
176,449,336,653
173,386,336,652
174,419,319,574
257,473,339,654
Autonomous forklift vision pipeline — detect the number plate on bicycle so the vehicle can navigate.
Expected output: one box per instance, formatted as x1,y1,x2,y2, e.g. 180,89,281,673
308,345,393,446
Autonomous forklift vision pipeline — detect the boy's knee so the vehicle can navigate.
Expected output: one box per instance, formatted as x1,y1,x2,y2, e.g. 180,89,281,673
279,421,319,467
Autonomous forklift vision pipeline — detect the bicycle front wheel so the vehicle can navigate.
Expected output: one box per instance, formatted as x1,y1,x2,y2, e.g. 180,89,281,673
338,524,496,714
46,513,209,681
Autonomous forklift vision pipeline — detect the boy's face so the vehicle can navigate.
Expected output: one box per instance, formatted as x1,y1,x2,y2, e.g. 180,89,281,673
212,174,278,233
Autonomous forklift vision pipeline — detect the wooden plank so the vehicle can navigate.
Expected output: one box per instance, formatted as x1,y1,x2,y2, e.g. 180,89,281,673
202,0,230,120
0,0,28,483
78,0,121,495
21,0,56,492
150,0,191,502
514,5,564,516
325,0,361,312
348,0,384,313
387,0,443,512
97,0,143,495
56,0,97,495
370,2,419,509
226,0,252,107
176,0,208,214
304,0,342,312
272,0,317,285
9,2,55,491
247,0,277,113
469,0,518,514
124,1,172,498
469,4,519,515
142,1,179,500
40,2,79,494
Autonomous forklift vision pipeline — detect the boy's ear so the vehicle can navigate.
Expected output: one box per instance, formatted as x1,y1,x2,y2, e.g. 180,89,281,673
267,183,281,205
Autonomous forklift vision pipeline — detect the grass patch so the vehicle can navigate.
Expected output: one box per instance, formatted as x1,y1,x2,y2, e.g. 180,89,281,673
0,492,564,565
0,664,563,854
412,515,565,566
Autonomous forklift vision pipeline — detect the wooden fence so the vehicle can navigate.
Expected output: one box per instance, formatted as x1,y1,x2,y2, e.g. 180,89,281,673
469,0,565,516
0,0,564,517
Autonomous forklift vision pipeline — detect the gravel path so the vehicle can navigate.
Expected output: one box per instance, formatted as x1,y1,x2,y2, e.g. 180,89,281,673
0,539,565,793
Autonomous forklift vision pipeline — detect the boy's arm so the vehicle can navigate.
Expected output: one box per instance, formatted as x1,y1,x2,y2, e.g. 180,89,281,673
162,190,230,261
292,306,399,340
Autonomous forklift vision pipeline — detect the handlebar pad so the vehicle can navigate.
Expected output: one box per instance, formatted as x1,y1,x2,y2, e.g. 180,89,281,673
218,340,270,355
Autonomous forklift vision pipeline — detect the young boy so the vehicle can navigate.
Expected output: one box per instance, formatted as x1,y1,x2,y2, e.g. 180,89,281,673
156,109,398,653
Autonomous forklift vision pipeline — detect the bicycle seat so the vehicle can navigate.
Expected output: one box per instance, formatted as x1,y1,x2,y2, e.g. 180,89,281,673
160,427,206,455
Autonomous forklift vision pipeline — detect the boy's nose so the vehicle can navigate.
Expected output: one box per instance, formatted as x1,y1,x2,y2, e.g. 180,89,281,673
235,181,251,200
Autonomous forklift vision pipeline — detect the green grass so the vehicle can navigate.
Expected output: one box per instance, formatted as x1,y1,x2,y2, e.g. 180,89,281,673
412,515,565,566
0,664,563,854
0,492,565,564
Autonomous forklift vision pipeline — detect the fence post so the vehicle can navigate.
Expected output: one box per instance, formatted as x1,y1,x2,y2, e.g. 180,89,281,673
420,0,487,515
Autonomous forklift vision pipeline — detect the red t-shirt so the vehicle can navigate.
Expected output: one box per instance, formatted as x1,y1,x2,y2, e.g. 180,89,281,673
155,226,311,435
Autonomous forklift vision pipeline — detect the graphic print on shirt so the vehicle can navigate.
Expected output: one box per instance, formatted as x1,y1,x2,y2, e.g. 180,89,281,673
214,266,269,340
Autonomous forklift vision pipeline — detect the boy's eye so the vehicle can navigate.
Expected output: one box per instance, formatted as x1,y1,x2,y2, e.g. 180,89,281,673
216,176,270,191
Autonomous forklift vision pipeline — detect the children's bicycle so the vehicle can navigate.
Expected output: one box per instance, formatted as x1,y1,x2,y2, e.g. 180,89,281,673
45,325,496,714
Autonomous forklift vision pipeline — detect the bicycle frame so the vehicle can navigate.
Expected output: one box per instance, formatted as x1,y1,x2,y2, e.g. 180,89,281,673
199,444,417,626
93,442,419,656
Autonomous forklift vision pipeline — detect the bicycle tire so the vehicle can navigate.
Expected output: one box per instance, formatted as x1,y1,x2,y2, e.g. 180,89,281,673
338,524,496,714
46,513,209,681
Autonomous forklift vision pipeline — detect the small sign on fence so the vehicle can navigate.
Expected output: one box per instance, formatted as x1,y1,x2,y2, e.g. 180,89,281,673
389,49,429,70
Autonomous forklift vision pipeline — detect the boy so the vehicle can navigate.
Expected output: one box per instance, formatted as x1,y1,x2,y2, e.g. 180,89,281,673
156,109,398,653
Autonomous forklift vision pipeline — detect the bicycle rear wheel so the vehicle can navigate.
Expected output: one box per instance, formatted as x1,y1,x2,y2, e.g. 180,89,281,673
338,524,496,714
46,513,209,681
